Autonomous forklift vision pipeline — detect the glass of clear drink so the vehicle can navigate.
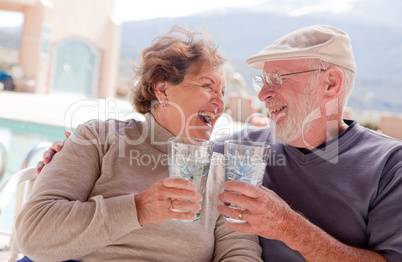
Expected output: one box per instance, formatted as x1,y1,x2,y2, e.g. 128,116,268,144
168,137,214,221
224,140,270,223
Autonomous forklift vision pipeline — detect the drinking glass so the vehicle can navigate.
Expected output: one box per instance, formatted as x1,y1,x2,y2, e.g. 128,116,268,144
168,137,214,221
224,140,270,223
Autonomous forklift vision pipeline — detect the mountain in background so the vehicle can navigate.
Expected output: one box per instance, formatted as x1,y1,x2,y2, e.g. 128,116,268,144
1,0,401,115
119,0,402,115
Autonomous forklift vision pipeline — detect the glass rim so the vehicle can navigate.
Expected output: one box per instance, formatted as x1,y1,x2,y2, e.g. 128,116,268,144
224,140,270,149
168,136,214,146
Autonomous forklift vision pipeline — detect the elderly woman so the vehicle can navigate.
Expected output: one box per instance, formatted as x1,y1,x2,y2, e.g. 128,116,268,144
15,26,261,261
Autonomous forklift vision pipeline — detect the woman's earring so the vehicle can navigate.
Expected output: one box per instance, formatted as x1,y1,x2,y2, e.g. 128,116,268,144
161,98,168,107
164,95,169,107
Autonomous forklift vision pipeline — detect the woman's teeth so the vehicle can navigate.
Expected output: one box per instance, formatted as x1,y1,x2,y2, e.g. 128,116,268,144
269,106,287,114
198,111,215,125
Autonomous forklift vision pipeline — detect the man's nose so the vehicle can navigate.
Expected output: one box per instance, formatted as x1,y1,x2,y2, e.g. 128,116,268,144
258,85,276,101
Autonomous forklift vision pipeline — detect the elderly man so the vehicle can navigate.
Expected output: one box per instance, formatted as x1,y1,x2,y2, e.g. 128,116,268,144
216,25,402,261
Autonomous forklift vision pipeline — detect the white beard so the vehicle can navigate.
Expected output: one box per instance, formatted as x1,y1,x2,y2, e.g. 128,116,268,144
270,84,319,145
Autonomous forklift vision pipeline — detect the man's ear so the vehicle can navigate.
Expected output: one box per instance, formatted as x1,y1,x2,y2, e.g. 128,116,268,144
154,81,167,103
324,67,343,98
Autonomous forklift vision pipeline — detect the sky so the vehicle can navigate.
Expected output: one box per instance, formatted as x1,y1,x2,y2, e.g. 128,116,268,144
0,0,266,28
0,0,362,28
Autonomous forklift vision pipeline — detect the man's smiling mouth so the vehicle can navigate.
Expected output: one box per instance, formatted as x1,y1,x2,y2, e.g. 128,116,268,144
269,105,287,114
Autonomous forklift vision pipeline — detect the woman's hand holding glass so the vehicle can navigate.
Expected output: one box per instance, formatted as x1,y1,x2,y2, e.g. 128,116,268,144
134,177,202,225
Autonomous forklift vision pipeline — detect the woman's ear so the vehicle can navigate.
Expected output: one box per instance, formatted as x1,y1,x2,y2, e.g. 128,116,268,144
154,81,167,104
324,67,343,98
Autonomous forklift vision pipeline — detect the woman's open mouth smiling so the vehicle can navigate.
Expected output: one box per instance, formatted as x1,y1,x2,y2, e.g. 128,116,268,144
198,111,216,127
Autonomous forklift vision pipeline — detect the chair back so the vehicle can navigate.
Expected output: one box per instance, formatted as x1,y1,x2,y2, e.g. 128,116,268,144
0,167,37,261
0,167,37,215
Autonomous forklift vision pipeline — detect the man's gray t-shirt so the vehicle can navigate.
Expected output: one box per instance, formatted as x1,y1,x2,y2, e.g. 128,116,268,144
214,120,402,261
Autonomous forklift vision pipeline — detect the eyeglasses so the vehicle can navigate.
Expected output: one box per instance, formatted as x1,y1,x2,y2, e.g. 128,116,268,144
252,69,326,93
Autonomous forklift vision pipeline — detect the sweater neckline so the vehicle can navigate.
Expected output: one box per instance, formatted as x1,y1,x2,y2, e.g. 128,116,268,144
143,113,175,154
283,120,362,163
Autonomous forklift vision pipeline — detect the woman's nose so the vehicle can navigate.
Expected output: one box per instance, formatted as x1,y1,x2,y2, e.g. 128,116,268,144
212,90,225,109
